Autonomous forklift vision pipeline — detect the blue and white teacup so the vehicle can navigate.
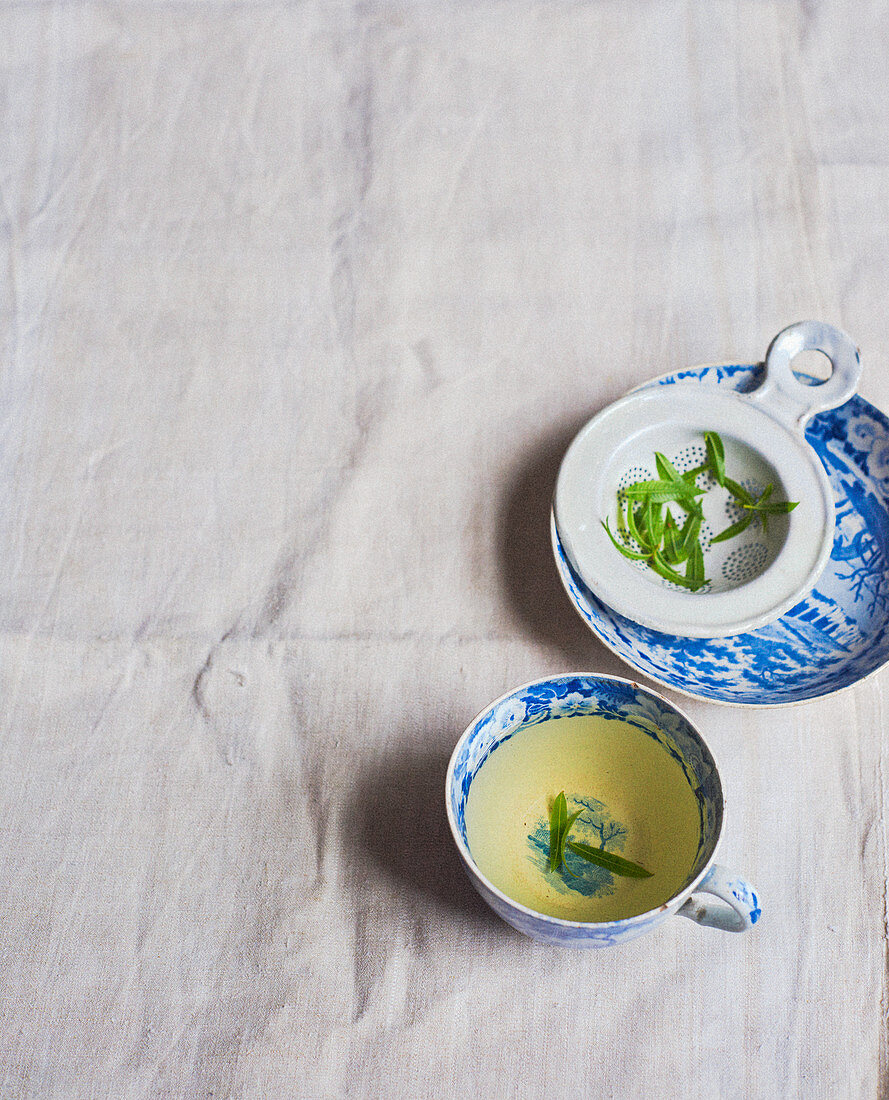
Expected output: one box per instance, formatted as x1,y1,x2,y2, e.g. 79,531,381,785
445,673,760,947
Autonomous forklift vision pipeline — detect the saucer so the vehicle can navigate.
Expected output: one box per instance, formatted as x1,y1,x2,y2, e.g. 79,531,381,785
552,362,889,707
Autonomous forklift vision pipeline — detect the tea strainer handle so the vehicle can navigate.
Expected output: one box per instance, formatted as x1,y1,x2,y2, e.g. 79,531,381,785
751,320,861,431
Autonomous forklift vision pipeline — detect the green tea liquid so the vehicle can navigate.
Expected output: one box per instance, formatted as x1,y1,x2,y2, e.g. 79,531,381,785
464,714,702,922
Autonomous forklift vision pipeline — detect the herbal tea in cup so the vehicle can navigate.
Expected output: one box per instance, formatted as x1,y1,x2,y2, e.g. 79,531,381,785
465,712,700,922
446,674,760,947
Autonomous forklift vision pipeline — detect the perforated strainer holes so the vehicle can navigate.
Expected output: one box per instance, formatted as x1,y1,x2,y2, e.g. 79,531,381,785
660,574,706,593
617,464,654,491
673,444,706,475
721,543,769,585
739,478,763,501
722,497,745,526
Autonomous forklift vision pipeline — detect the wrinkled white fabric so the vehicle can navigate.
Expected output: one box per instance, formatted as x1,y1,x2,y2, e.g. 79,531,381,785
1,2,888,1097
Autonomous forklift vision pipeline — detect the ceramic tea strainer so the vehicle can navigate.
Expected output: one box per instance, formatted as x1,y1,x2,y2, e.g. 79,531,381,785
553,321,862,638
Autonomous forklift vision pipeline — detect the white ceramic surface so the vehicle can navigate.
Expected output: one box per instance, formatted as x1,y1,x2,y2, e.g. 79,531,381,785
553,322,861,638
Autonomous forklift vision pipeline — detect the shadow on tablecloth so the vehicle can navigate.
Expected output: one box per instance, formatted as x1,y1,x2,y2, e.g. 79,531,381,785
350,742,506,938
497,411,629,677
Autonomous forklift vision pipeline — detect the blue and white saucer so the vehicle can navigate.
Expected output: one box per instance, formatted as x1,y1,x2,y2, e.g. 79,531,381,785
552,362,889,707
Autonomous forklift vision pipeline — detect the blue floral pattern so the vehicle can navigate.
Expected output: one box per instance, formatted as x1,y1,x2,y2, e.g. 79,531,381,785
552,364,889,706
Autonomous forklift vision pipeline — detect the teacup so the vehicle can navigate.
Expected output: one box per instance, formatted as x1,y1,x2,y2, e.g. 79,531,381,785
445,673,760,947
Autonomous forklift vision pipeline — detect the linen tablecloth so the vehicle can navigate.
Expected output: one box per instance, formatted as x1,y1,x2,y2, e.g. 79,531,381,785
2,2,888,1096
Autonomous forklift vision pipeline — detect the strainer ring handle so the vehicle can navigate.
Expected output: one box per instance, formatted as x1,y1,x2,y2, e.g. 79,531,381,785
751,320,861,431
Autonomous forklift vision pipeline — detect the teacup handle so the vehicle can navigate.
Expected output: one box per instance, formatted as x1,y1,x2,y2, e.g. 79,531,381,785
677,864,761,932
750,320,861,432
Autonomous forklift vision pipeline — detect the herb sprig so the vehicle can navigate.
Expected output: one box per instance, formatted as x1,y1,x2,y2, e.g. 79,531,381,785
602,430,798,588
547,792,652,880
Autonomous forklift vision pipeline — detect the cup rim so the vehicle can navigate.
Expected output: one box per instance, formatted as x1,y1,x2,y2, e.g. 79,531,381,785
445,671,726,931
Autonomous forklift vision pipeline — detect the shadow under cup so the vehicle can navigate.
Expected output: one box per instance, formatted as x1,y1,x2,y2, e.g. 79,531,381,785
446,674,758,947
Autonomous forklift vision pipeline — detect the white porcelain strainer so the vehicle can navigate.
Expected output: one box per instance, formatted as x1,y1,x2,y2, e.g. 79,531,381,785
553,321,862,638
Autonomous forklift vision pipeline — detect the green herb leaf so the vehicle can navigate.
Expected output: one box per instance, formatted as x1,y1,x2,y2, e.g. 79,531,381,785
709,512,754,544
622,478,672,496
547,793,652,879
604,432,799,586
635,502,649,541
646,501,665,547
627,501,652,551
687,539,705,588
548,794,587,875
654,452,681,482
676,512,702,562
565,840,653,879
549,792,567,872
650,551,703,590
724,476,754,505
754,499,799,515
704,431,726,487
601,518,650,561
661,510,681,564
623,479,705,505
739,483,799,516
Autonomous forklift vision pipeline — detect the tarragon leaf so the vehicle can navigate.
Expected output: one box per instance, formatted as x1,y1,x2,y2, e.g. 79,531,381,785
704,430,726,487
549,794,586,875
602,518,650,561
565,840,653,879
676,512,702,561
623,479,705,505
650,551,702,589
661,509,681,564
549,792,567,872
646,501,665,547
687,539,705,589
724,476,754,505
709,512,754,544
654,451,681,482
754,500,799,515
604,432,798,584
627,501,653,551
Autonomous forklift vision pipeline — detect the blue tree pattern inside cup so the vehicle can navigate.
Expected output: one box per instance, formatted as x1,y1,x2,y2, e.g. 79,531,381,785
527,794,628,900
